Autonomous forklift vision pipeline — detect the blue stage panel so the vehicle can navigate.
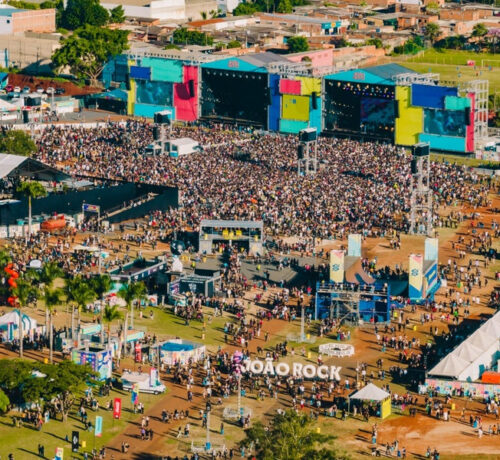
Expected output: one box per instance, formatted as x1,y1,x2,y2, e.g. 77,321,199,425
411,84,457,109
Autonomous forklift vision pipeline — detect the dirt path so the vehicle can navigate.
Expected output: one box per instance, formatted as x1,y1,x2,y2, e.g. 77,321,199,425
105,314,289,458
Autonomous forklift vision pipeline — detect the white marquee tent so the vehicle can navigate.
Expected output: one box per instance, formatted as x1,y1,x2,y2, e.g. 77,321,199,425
0,310,38,341
428,311,500,382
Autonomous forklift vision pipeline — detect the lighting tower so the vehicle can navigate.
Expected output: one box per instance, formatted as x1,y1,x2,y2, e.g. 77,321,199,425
409,142,433,236
297,127,318,176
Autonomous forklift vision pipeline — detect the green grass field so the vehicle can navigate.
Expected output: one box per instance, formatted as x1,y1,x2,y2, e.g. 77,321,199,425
0,387,159,459
393,49,500,94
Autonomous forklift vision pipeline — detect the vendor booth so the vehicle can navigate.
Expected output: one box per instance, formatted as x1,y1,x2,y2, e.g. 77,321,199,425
0,310,40,341
349,383,391,419
159,339,205,365
72,345,112,381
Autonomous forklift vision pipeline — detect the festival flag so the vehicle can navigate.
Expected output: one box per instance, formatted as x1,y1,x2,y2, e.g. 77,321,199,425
95,416,103,437
131,383,140,404
113,397,122,419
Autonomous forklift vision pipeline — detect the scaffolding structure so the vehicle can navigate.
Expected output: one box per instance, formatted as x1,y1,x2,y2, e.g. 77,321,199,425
392,73,440,86
409,143,433,236
316,283,389,323
297,129,318,176
462,80,489,150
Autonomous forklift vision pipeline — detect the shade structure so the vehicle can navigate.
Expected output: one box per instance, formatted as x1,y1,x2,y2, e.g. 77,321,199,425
349,383,390,402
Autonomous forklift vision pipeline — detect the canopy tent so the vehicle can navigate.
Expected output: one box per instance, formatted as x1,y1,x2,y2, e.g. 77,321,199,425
0,309,38,341
350,383,390,401
428,311,500,382
349,383,391,419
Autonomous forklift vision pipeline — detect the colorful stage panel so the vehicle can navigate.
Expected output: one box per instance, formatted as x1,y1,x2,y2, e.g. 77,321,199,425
141,57,183,83
279,78,301,95
130,66,151,80
297,77,321,96
279,118,308,133
411,84,458,109
418,133,466,152
134,103,175,119
395,86,423,146
268,74,281,131
444,95,471,111
135,80,173,106
466,92,475,153
174,65,198,122
282,95,309,121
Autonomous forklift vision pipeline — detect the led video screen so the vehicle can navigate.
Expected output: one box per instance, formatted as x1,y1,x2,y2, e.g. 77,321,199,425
360,97,395,125
424,109,466,137
136,80,173,106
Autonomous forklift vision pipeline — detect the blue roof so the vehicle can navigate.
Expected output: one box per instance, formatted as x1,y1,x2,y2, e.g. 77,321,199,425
0,8,25,16
325,64,416,86
202,57,268,73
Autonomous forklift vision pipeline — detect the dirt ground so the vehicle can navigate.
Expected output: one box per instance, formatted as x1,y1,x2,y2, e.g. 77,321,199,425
1,191,498,458
7,73,101,96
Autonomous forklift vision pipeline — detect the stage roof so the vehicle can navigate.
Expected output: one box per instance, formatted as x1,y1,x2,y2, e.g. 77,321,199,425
201,53,289,73
324,64,416,85
0,153,69,181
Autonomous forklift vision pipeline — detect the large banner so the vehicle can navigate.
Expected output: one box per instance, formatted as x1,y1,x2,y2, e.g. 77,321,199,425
347,234,362,257
409,254,424,300
113,398,122,419
422,379,500,397
329,250,344,283
95,416,103,437
424,237,438,261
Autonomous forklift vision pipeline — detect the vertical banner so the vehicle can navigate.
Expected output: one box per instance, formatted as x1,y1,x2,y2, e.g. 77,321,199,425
135,342,142,363
95,416,103,437
347,234,362,257
150,367,158,387
409,254,424,300
131,383,140,405
113,397,122,419
329,250,345,283
71,431,79,452
424,237,438,262
55,447,64,460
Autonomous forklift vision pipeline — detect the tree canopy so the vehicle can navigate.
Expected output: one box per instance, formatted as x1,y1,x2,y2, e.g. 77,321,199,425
60,0,109,30
52,25,129,84
287,36,309,53
424,22,441,43
0,130,37,156
472,23,488,38
110,5,125,24
173,28,214,46
241,410,349,460
233,0,308,16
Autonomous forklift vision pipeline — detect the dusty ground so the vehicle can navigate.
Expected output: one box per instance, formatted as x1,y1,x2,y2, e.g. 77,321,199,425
0,190,498,459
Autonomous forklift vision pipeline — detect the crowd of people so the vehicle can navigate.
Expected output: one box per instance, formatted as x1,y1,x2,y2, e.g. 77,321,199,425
31,121,495,240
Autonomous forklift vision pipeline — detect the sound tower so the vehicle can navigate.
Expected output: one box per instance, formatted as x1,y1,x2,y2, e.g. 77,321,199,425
312,91,318,110
464,107,470,125
412,143,430,157
188,79,195,98
297,144,304,160
153,126,160,140
22,110,29,123
411,159,417,174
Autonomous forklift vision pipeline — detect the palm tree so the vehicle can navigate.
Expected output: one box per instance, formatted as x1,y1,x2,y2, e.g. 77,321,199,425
43,287,63,363
69,279,97,345
40,261,64,288
12,278,38,358
118,281,147,330
90,275,112,344
16,181,47,240
103,304,123,341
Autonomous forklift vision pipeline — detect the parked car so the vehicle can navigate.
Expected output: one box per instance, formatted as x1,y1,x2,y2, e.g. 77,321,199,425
13,86,21,93
5,84,13,92
36,87,44,94
55,87,65,95
22,86,30,94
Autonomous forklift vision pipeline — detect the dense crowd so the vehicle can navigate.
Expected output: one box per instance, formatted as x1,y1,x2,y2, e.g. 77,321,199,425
32,121,494,239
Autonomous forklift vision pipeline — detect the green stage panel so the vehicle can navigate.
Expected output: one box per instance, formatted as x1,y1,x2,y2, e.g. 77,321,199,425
279,118,308,133
141,57,183,83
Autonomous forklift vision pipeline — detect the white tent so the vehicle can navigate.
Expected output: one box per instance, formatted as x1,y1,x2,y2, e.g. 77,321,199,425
467,329,496,350
0,310,38,340
349,383,390,401
428,354,469,379
454,342,484,362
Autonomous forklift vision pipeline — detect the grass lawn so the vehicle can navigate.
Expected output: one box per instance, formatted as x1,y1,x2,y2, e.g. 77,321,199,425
431,153,500,167
392,49,500,94
0,387,159,459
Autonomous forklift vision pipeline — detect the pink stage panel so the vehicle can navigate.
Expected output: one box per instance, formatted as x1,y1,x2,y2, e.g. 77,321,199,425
466,92,474,153
174,65,198,122
279,79,301,95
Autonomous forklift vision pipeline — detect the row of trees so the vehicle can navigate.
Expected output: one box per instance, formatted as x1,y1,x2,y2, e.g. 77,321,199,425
60,0,125,30
233,0,309,16
1,252,148,364
0,359,96,421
